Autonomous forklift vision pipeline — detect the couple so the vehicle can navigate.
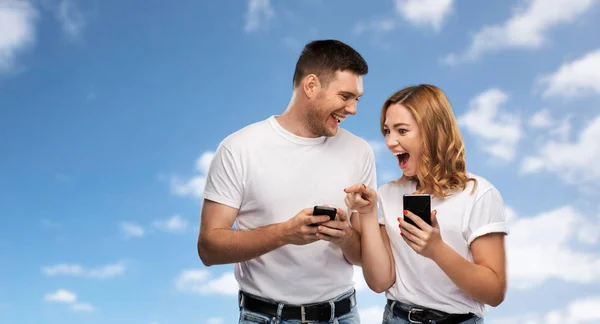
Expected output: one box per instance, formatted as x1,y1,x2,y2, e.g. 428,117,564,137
197,39,508,324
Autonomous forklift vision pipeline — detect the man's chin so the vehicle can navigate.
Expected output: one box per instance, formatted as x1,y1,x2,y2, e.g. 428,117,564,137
324,126,338,137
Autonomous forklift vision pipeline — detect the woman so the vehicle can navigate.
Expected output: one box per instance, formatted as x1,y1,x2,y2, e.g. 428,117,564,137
344,84,508,324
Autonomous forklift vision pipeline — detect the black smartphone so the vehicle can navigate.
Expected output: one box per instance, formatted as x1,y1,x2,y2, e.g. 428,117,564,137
313,206,337,221
403,194,431,229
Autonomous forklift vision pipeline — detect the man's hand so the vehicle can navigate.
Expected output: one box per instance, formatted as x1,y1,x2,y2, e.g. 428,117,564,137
316,208,352,246
282,208,331,245
344,184,377,216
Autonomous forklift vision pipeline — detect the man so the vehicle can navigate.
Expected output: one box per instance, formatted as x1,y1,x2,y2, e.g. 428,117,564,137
198,39,377,323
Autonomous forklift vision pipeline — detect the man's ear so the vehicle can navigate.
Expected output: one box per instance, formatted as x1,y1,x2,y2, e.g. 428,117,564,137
303,74,320,99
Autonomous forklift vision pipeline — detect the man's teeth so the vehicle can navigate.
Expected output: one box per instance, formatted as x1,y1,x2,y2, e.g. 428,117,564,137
331,113,344,123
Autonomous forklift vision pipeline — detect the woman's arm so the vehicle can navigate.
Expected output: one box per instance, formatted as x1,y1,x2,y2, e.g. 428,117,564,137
344,184,396,293
400,211,507,306
431,233,506,306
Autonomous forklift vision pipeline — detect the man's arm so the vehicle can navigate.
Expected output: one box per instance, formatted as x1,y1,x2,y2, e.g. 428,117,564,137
198,200,330,267
197,200,285,266
340,220,362,266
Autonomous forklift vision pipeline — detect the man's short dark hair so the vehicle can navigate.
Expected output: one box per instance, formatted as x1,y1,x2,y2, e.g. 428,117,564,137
292,39,368,89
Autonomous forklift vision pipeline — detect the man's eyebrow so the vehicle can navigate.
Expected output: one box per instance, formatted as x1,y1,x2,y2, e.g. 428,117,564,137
339,91,361,98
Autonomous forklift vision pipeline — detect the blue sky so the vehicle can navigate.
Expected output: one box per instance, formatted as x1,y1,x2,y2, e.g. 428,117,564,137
1,0,600,323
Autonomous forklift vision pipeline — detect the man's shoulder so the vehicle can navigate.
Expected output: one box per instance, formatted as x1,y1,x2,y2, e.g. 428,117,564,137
220,117,272,150
334,128,375,155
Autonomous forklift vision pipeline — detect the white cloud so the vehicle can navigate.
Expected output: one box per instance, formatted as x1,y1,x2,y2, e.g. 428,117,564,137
44,289,95,312
0,0,38,74
395,0,454,32
443,0,598,64
244,0,274,33
174,269,238,295
457,88,522,162
491,296,600,324
170,151,215,200
520,114,600,185
506,205,600,290
44,289,76,303
368,140,387,156
56,0,84,40
359,305,385,324
120,222,145,238
206,318,225,324
152,214,190,234
529,109,554,128
354,0,453,37
539,49,600,99
42,261,125,279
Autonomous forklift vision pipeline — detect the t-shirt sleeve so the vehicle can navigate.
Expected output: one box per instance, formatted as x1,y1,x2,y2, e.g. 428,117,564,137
202,143,244,210
349,145,378,221
377,193,386,225
466,187,510,245
362,146,378,192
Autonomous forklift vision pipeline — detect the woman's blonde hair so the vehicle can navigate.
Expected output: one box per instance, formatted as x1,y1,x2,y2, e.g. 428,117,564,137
380,84,477,199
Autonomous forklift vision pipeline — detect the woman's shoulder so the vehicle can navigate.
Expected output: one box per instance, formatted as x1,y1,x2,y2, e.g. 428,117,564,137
463,171,500,199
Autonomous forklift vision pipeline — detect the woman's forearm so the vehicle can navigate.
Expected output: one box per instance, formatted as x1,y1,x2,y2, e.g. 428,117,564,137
360,215,396,293
432,244,506,307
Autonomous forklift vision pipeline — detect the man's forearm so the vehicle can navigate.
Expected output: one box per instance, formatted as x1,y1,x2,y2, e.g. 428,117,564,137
198,223,287,266
340,227,362,265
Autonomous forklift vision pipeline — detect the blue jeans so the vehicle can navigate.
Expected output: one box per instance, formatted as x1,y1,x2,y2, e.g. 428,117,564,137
382,300,484,324
238,289,360,324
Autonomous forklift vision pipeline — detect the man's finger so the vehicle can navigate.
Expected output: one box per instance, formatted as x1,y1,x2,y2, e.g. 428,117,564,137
336,208,349,221
306,215,330,225
317,225,344,238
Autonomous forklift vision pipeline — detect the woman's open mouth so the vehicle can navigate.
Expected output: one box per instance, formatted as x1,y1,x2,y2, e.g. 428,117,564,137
396,152,410,169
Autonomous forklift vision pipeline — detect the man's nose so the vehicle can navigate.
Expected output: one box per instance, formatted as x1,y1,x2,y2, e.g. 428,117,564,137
345,101,357,115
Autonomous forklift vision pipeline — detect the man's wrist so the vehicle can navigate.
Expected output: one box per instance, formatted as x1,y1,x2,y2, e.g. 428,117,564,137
272,222,289,246
340,226,357,249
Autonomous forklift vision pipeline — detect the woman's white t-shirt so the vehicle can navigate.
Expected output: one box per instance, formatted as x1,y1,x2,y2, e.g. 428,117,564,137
378,172,509,317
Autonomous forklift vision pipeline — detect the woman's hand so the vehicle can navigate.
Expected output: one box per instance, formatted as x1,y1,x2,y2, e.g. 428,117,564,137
398,209,445,260
343,184,377,216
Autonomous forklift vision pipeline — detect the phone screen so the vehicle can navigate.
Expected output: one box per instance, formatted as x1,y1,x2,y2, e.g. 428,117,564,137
403,194,431,228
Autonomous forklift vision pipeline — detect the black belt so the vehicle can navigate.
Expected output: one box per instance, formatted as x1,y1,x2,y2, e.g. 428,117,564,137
387,299,475,324
239,290,355,323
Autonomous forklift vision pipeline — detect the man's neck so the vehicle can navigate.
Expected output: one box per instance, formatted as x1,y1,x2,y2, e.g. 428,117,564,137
276,103,320,138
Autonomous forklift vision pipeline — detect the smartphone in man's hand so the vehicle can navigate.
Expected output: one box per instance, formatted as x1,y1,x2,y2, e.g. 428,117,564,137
313,206,337,221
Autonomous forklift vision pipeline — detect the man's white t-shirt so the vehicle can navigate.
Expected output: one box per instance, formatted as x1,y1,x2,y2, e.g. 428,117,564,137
203,115,377,304
378,173,508,317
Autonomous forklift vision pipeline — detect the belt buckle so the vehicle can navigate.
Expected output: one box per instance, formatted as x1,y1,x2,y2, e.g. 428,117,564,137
300,304,306,323
408,308,424,324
